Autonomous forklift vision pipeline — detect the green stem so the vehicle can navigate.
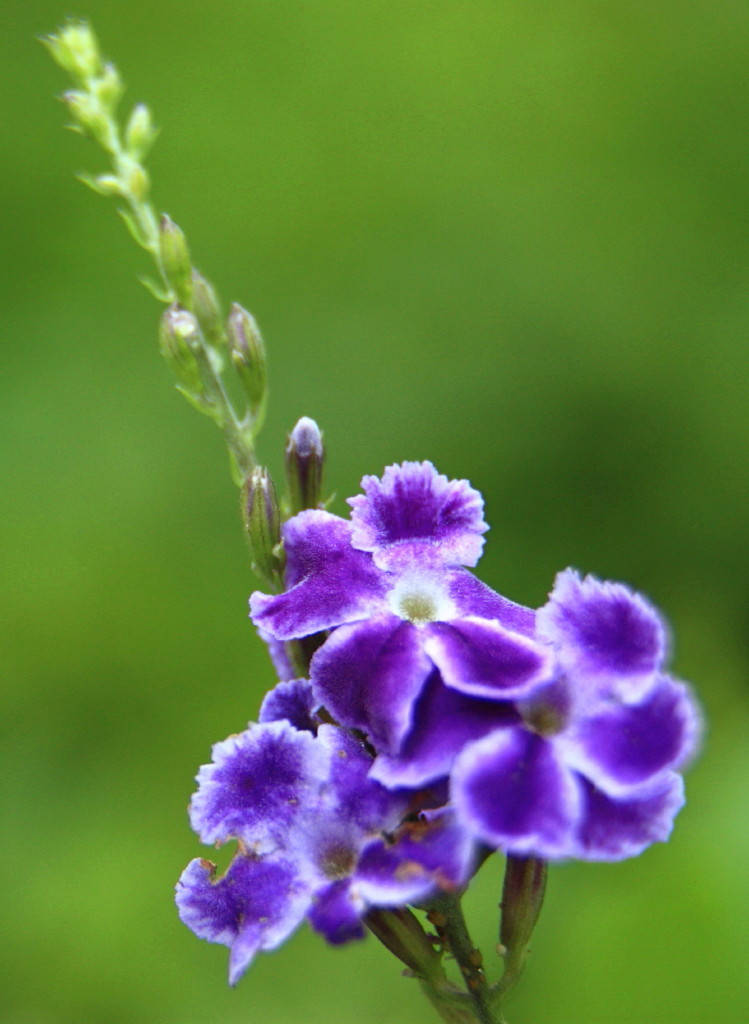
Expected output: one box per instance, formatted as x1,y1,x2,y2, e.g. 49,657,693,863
428,895,503,1024
93,107,169,291
364,908,488,1024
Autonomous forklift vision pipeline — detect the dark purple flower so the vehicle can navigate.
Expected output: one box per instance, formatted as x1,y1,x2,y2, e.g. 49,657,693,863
251,462,553,783
450,572,701,861
176,719,475,983
249,469,700,865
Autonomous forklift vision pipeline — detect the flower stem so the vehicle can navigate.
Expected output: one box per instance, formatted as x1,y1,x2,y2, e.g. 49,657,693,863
365,908,492,1024
427,894,503,1024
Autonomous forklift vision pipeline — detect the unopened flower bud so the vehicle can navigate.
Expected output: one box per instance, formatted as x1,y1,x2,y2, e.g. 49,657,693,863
285,417,325,513
192,272,224,348
227,303,266,416
92,63,123,111
124,103,158,160
159,215,193,307
63,90,107,137
134,167,152,201
243,468,283,584
498,855,547,990
159,305,203,396
44,22,103,85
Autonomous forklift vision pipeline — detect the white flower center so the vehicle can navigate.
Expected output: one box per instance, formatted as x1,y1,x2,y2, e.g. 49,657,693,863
388,571,456,625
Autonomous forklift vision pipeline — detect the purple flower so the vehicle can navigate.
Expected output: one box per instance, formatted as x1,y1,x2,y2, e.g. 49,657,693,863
251,462,554,784
176,719,475,984
450,571,701,860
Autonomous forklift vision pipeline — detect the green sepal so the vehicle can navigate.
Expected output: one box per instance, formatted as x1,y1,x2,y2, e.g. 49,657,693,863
139,275,171,302
77,171,123,196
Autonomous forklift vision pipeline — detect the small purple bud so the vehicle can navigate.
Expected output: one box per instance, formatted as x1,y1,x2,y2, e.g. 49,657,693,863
159,215,193,307
243,468,283,585
285,417,325,514
227,304,266,417
158,305,203,396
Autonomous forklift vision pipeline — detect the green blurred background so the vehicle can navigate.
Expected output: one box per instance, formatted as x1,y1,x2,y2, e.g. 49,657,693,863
2,2,748,1022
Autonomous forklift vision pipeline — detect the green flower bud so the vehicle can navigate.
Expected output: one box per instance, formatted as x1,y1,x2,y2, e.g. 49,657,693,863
63,90,107,137
285,416,325,513
44,22,103,86
192,271,224,348
497,855,547,996
227,303,266,416
125,163,150,201
159,215,193,307
92,63,124,111
124,103,157,160
242,468,283,585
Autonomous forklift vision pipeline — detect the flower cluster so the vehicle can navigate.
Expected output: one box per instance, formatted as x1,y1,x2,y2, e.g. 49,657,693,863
177,460,700,982
177,712,473,982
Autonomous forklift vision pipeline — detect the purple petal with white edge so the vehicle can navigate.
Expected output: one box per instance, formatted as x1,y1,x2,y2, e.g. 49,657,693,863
447,570,536,636
259,679,319,733
250,511,388,640
189,720,329,849
175,854,311,985
537,569,667,701
424,617,554,701
348,462,487,569
355,810,476,905
562,676,702,796
256,628,296,682
573,773,685,861
451,728,581,858
316,724,409,834
370,670,519,788
311,615,432,755
307,880,366,945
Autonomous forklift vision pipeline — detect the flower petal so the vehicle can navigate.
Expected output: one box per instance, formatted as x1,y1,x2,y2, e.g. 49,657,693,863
250,510,388,640
537,569,667,701
573,773,685,861
451,728,580,858
175,855,310,985
311,615,432,755
307,880,366,945
355,810,476,905
446,569,536,635
562,676,701,796
256,628,297,682
316,724,409,834
424,617,553,701
370,670,518,788
259,679,319,733
348,462,487,569
189,720,330,849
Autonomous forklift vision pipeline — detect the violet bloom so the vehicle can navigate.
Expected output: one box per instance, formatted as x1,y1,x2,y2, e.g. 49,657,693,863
251,462,554,785
176,719,474,984
451,570,701,861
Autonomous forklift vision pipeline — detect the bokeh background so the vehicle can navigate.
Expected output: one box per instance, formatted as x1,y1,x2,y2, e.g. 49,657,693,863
3,2,749,1022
